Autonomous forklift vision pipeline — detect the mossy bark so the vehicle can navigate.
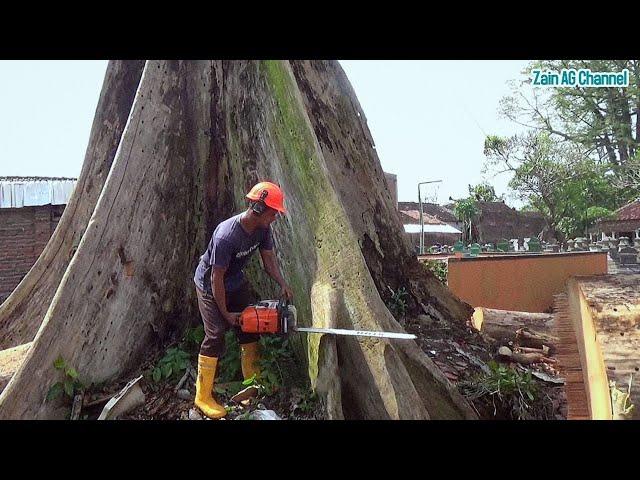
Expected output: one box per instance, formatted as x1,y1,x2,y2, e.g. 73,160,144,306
0,60,476,419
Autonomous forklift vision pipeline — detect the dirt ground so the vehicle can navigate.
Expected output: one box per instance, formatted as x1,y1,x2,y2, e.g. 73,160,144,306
79,308,566,421
402,313,567,420
78,345,324,421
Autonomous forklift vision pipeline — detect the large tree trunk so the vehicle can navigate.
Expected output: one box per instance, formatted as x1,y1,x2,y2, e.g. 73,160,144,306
0,60,477,419
0,60,145,349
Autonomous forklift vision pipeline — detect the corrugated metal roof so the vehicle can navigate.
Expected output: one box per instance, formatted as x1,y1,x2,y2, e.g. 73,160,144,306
0,177,77,208
404,223,462,234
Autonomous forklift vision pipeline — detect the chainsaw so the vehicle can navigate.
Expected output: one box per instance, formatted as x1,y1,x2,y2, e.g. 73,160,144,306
238,298,416,340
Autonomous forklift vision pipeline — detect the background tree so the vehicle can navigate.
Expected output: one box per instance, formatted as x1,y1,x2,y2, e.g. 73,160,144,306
453,197,479,243
488,60,640,240
500,60,639,168
468,182,501,202
484,131,619,241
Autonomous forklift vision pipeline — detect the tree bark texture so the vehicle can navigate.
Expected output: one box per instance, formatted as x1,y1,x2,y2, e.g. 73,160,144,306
0,60,145,349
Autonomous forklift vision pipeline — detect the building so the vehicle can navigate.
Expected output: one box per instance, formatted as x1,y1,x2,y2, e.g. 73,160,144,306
592,199,640,241
0,177,76,303
397,201,462,230
398,210,462,250
473,201,550,245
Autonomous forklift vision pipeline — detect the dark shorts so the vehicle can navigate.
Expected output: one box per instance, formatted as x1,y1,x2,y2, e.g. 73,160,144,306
195,283,260,358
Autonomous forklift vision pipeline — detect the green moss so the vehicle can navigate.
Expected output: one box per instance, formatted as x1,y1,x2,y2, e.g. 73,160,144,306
259,61,388,386
261,61,362,380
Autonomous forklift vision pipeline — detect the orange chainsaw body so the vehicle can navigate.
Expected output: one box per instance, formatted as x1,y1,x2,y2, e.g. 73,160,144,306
239,303,281,334
239,299,296,335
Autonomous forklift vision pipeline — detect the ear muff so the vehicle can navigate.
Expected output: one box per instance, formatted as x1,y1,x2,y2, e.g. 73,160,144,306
251,190,268,215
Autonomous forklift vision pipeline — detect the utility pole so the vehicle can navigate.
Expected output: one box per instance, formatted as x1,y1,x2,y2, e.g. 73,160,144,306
418,180,442,255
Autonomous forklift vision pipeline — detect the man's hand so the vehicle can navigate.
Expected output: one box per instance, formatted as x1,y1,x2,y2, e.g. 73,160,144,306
225,312,241,327
260,249,292,300
280,283,293,300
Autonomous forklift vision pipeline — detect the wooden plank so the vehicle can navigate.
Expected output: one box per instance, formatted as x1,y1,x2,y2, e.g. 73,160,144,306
554,293,590,420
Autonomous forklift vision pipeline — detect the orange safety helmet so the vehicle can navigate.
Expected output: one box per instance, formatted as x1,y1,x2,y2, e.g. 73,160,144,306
246,181,286,214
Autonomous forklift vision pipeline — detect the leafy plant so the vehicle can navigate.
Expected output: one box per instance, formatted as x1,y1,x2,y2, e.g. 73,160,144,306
423,260,447,284
217,330,241,383
458,361,543,420
217,330,294,396
214,380,245,397
386,286,409,318
181,325,205,353
296,390,318,414
256,335,292,395
151,347,191,383
46,356,84,402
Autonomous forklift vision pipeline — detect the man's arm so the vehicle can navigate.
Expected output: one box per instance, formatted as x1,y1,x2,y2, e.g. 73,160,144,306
211,265,239,326
259,248,293,300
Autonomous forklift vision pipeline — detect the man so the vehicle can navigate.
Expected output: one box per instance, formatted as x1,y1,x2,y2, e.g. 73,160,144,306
192,181,293,419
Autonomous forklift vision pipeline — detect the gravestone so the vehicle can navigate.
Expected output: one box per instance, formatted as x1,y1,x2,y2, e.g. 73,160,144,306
496,240,509,252
619,246,639,265
528,237,542,252
595,241,608,252
609,238,620,260
574,237,587,251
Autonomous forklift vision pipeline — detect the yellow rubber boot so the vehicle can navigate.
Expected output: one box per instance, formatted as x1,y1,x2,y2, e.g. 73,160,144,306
241,341,261,380
231,342,261,403
194,354,226,419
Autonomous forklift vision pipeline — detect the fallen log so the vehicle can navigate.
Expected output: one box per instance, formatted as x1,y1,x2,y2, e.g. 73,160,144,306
472,307,557,350
516,328,558,354
515,345,550,356
497,346,557,365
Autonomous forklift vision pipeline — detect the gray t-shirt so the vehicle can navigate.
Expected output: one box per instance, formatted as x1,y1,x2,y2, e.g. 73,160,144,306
194,213,273,293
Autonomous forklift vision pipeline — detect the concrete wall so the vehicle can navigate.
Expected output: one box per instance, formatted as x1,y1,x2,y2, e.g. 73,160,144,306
0,205,65,303
447,252,608,313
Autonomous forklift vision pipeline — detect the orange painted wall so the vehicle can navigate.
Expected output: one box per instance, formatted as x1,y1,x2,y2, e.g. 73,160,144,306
447,252,608,313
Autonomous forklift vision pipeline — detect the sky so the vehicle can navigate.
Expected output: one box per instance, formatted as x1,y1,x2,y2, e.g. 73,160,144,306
338,60,530,205
0,60,530,206
0,61,108,179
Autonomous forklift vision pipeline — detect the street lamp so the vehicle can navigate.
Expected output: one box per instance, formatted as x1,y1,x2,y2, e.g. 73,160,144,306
418,180,443,254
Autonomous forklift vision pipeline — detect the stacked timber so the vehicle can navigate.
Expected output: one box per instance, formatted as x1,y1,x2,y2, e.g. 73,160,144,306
472,307,557,351
555,275,640,420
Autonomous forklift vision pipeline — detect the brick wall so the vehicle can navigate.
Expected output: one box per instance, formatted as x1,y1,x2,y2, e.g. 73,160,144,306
0,204,65,303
